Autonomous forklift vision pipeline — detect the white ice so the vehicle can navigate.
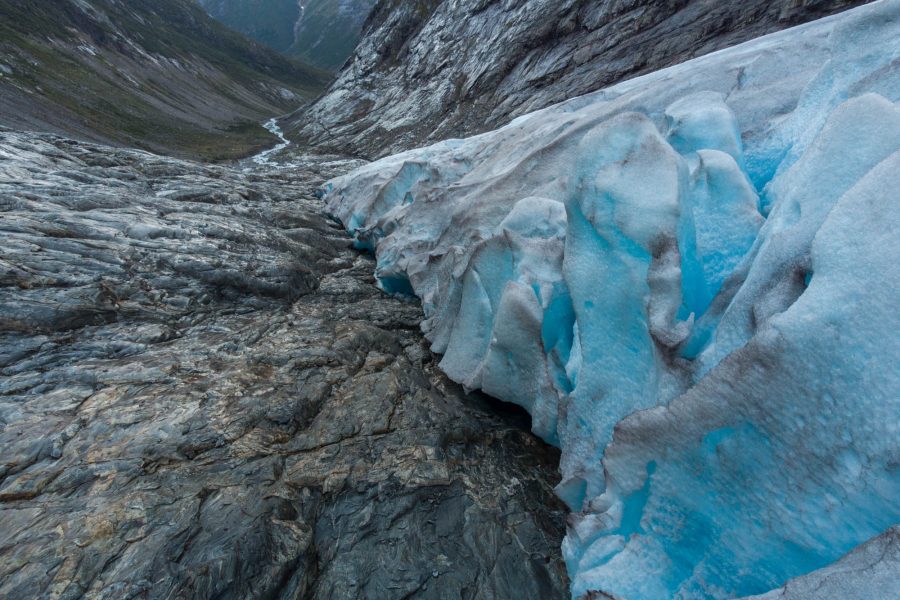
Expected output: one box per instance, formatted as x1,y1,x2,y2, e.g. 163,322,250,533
322,1,900,598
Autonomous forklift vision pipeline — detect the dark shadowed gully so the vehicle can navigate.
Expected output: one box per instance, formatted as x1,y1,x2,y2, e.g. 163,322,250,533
0,130,568,599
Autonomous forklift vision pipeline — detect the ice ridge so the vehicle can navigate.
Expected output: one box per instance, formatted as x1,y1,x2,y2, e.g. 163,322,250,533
322,2,900,598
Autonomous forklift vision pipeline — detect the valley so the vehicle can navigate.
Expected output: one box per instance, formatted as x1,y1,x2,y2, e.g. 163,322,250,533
0,0,329,160
0,1,897,599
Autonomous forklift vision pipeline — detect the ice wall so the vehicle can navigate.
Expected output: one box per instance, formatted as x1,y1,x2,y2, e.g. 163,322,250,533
322,1,900,598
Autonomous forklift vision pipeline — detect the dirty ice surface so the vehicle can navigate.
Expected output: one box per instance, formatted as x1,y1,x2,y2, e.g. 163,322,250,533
323,1,900,598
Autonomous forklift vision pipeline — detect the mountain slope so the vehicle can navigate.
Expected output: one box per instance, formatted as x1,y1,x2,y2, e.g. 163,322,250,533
197,0,302,55
198,0,377,72
0,0,332,160
288,0,870,158
291,0,379,71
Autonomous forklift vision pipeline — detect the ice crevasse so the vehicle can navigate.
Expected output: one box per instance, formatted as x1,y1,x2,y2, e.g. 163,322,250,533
322,1,900,598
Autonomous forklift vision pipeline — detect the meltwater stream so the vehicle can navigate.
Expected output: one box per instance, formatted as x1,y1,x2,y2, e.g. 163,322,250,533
251,118,291,166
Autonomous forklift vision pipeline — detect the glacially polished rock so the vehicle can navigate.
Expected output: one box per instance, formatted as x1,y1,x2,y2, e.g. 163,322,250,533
0,129,568,599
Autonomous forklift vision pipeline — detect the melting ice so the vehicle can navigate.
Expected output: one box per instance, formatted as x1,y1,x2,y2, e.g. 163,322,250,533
323,1,900,598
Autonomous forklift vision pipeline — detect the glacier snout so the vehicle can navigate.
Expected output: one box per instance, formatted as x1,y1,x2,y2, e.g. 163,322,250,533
323,2,900,598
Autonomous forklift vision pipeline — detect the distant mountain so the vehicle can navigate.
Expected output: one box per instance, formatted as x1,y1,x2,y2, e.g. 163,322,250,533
197,0,302,56
0,0,331,160
198,0,377,72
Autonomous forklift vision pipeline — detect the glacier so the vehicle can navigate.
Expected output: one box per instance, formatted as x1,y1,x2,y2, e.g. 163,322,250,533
322,1,900,598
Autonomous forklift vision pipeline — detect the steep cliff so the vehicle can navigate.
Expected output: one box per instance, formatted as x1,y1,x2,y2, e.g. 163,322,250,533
288,0,869,158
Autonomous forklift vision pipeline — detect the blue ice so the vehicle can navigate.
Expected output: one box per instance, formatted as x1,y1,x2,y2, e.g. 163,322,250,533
322,2,900,597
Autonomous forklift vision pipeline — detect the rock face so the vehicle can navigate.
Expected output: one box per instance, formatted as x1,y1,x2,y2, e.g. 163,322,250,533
288,0,869,158
0,0,330,161
0,130,568,599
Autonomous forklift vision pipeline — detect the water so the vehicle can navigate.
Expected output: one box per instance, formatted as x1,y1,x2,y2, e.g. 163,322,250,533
251,118,291,166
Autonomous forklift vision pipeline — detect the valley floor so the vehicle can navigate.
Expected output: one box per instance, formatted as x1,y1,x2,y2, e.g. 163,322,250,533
0,130,568,599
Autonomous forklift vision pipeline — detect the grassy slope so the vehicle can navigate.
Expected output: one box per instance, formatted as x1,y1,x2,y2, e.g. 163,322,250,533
0,0,332,160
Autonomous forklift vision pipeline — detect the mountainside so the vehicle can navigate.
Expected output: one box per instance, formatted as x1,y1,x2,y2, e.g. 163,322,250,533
197,0,302,53
323,1,900,597
198,0,378,72
0,0,331,160
289,0,870,158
